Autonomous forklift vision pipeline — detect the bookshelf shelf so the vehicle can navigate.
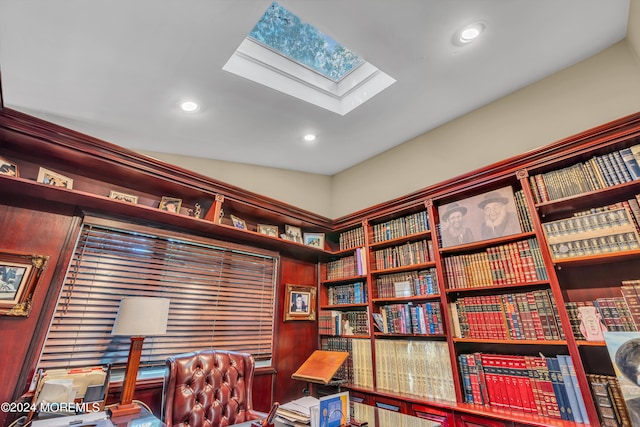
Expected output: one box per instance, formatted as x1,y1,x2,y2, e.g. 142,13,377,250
370,261,436,276
372,295,441,304
373,332,447,339
321,275,367,285
444,281,550,295
452,338,567,346
320,303,369,310
552,249,640,267
438,231,538,255
368,230,432,250
575,340,606,347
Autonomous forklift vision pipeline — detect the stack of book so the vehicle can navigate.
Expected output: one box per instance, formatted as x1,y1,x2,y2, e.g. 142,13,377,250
318,309,369,336
544,203,640,259
529,144,640,203
458,353,589,423
449,289,564,341
443,238,547,289
326,248,367,280
587,374,631,427
338,226,365,251
327,281,367,305
374,301,444,335
372,240,433,271
371,210,430,243
374,268,438,298
320,338,373,388
375,339,456,402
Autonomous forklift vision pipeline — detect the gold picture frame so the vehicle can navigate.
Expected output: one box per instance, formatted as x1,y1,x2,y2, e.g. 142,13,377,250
0,251,49,317
284,284,316,321
231,215,247,230
257,224,278,237
0,156,18,177
37,167,73,189
109,190,138,204
159,196,182,213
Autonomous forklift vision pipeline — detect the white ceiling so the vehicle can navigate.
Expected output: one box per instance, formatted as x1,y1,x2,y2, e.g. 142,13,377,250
0,1,630,175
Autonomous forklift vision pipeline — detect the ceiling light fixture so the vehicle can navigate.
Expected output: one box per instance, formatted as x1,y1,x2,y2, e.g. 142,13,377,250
457,22,485,44
304,134,316,142
180,101,200,112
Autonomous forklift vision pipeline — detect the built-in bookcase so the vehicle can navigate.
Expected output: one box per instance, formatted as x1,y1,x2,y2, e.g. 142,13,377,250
322,114,640,426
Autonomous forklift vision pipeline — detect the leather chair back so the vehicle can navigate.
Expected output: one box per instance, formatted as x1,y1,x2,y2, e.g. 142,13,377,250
163,349,263,427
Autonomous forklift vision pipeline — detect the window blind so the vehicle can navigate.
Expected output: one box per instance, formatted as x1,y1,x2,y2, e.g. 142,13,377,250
39,220,277,370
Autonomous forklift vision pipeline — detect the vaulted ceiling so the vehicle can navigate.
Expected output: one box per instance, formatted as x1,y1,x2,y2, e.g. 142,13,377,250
0,1,630,175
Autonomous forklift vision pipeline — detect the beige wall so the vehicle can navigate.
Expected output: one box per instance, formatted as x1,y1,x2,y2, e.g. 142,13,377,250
330,39,640,217
144,4,640,220
138,151,334,217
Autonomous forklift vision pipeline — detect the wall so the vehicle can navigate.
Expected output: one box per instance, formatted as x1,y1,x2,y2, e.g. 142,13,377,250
143,38,640,220
330,39,640,217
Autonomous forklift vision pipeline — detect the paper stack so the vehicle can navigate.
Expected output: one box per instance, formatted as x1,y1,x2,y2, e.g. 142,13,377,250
276,396,319,427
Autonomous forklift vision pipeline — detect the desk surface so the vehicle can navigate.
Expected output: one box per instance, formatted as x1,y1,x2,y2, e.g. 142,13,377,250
31,408,166,427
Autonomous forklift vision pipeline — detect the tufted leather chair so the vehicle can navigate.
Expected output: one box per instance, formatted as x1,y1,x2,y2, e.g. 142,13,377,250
163,349,266,427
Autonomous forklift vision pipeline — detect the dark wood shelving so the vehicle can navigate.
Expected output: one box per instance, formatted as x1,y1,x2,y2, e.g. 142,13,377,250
368,230,432,250
373,332,447,339
444,280,550,295
321,275,368,285
371,295,441,304
438,231,537,254
452,338,567,346
370,261,437,276
552,249,640,267
320,303,369,310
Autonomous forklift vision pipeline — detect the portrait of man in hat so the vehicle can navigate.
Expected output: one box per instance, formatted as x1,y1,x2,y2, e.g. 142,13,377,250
477,190,522,240
440,202,475,247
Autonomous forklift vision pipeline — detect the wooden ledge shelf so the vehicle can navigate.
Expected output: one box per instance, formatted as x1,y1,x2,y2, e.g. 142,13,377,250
452,338,567,346
372,295,441,303
445,280,550,294
368,230,432,250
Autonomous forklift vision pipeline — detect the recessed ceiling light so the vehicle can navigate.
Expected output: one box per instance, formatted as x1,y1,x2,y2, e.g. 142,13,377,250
180,101,200,112
456,22,485,44
304,134,316,142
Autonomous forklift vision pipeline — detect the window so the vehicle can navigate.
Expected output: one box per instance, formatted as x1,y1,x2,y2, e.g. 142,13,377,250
38,217,278,371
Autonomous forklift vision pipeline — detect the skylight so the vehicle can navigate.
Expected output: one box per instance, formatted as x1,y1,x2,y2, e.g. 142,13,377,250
223,2,395,115
248,2,364,82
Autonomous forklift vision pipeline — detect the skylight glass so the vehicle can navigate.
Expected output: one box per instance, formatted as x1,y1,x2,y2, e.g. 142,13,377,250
248,2,364,82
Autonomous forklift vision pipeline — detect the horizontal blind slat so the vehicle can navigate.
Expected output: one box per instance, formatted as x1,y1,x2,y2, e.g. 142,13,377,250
40,222,277,371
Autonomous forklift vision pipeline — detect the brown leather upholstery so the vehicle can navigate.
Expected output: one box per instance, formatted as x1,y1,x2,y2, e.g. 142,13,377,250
163,349,265,427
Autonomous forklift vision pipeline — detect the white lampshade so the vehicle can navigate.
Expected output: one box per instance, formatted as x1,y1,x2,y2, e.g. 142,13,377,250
112,297,170,336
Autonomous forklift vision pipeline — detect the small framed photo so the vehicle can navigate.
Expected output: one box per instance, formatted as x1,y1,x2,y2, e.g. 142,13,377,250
0,251,49,317
159,196,182,213
284,224,303,244
0,157,18,177
284,284,316,321
303,232,325,249
230,215,247,230
109,190,138,204
258,224,278,237
37,167,73,189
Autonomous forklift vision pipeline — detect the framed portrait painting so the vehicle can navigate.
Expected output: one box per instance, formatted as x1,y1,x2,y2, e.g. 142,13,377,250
284,284,316,321
0,251,49,317
159,196,182,213
438,186,522,248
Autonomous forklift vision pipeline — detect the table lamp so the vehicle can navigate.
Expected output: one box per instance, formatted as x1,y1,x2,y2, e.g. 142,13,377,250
109,296,170,418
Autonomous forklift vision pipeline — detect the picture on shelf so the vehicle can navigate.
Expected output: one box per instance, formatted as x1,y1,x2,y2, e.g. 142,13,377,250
109,190,138,204
303,232,325,249
230,215,247,230
319,392,349,427
257,224,278,237
37,167,73,189
159,196,182,213
284,284,316,321
604,332,640,425
0,156,18,177
438,186,522,248
285,224,303,243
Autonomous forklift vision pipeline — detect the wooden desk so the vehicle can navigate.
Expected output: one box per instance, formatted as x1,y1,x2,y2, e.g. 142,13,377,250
231,402,443,427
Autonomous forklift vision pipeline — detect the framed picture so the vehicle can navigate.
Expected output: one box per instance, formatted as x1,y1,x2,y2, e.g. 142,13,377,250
604,332,640,424
230,215,247,230
159,196,182,213
37,167,73,189
284,224,303,244
437,185,522,248
0,251,49,317
109,190,138,204
0,156,18,177
284,284,316,321
258,224,278,237
303,232,325,249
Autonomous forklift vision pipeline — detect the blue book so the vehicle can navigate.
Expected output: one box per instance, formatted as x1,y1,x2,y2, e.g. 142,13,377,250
556,355,582,423
619,147,640,180
559,354,590,424
546,357,574,421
